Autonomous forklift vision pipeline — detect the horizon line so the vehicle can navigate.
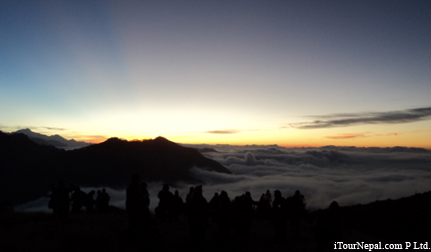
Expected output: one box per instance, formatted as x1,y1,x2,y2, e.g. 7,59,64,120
2,128,430,150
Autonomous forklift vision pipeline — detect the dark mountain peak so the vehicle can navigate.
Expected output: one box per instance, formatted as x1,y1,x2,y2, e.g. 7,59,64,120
75,136,231,178
1,131,62,154
154,136,169,142
148,136,184,151
93,137,127,150
152,136,177,146
92,136,198,155
16,128,32,133
50,134,66,141
105,137,126,144
12,128,91,149
2,131,40,150
0,132,230,206
0,132,64,206
15,128,42,138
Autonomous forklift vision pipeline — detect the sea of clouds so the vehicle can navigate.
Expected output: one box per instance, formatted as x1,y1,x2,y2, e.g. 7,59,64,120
16,144,431,213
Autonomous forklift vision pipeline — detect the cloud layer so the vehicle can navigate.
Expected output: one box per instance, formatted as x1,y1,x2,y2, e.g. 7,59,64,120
183,144,431,210
291,106,431,129
16,144,431,212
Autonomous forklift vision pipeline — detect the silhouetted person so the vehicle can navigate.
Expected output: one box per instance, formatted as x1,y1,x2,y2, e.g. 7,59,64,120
287,190,306,238
315,201,342,252
156,183,174,222
243,192,255,234
257,193,271,220
272,190,287,243
85,190,96,213
71,186,86,213
96,188,110,213
126,174,150,245
48,183,55,210
185,186,195,216
188,185,209,250
209,192,219,222
186,186,194,205
232,192,255,238
266,190,272,205
49,180,72,220
140,181,150,218
95,190,102,211
172,190,184,222
217,190,232,243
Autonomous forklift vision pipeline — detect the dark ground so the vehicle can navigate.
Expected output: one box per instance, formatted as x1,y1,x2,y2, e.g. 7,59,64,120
0,209,411,252
1,191,430,252
0,210,313,252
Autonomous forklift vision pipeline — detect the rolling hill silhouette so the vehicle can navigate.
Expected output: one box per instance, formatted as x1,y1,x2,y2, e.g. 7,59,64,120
0,131,230,206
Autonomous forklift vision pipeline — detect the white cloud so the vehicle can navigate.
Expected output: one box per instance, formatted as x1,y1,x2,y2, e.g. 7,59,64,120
16,144,431,213
186,144,431,210
244,152,257,166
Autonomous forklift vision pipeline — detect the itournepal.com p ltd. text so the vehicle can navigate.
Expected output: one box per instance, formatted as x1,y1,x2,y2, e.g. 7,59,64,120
334,242,429,251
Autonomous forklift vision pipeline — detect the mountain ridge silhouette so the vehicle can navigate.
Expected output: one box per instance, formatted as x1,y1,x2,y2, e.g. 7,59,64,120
13,128,91,149
0,131,230,206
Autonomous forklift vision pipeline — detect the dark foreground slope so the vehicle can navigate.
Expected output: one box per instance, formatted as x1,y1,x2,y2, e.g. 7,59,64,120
0,132,230,206
331,191,431,242
1,191,430,252
0,132,65,206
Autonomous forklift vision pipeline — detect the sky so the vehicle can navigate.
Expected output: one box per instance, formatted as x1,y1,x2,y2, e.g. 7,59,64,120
1,0,431,148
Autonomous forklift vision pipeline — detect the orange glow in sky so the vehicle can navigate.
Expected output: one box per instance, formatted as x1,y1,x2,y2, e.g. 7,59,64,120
1,1,430,149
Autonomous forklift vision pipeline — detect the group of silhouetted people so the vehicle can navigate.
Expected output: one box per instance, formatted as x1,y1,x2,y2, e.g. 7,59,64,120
50,175,341,251
124,175,319,250
154,184,183,222
48,180,111,220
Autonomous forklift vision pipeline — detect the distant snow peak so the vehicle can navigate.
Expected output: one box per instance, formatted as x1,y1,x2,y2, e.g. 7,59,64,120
13,128,91,149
